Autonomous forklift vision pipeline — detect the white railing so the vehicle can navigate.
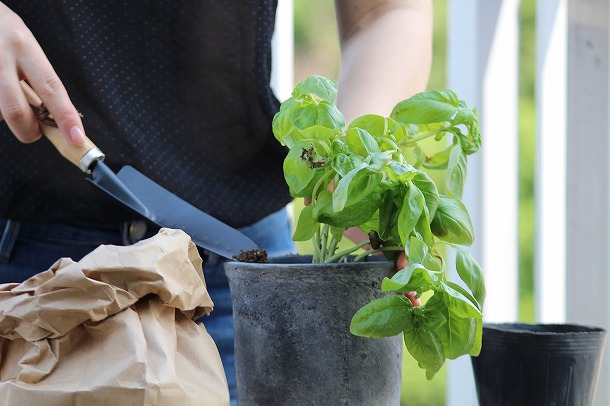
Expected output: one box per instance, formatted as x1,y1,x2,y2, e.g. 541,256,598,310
447,0,610,405
275,0,610,404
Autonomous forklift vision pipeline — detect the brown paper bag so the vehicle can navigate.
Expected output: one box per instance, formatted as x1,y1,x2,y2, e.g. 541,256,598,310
0,228,229,406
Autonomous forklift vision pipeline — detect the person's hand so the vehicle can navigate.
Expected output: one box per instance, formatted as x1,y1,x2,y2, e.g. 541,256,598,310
396,251,421,307
345,224,421,307
304,197,421,307
0,2,85,145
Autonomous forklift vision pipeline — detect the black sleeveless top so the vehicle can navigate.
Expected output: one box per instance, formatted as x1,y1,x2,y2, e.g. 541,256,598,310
0,0,291,227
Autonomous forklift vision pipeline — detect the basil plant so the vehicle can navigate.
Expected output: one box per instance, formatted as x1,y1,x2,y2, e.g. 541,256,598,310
272,75,485,379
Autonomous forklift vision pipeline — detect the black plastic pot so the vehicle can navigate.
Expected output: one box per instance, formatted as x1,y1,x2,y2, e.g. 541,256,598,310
471,323,607,406
225,256,403,406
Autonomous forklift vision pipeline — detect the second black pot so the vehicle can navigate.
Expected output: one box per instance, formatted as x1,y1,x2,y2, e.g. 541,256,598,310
471,323,607,406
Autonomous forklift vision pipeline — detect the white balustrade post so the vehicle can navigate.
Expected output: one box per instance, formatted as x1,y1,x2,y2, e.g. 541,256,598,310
447,0,520,404
270,0,294,102
564,1,610,405
535,0,567,325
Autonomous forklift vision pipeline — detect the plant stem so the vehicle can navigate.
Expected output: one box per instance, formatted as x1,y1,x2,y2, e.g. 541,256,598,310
312,229,323,263
402,124,452,146
323,239,370,263
320,224,329,260
327,236,339,258
311,170,335,204
353,246,404,262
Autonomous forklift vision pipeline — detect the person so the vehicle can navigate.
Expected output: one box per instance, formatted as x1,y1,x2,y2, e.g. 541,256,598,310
0,0,432,402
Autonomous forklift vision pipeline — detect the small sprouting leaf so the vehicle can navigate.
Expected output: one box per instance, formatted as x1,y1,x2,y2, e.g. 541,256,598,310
350,295,412,338
430,196,474,245
386,161,418,183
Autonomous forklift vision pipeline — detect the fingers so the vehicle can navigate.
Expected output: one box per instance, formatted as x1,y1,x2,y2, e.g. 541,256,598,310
22,58,86,146
396,253,420,307
0,71,41,142
396,251,408,270
406,291,421,308
0,3,85,146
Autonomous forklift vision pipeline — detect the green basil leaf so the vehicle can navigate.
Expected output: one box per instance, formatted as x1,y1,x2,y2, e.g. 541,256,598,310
333,166,382,212
350,295,412,338
367,151,392,172
442,282,482,319
398,183,425,245
408,236,428,264
292,204,319,241
412,172,440,219
346,127,380,157
272,98,302,147
391,90,460,125
470,318,483,356
357,211,380,235
445,144,467,199
424,292,478,360
430,196,474,245
378,190,399,240
332,153,364,177
349,114,406,144
422,144,453,170
293,75,338,103
413,146,425,168
403,313,445,377
283,141,321,197
292,101,345,139
386,161,418,183
381,263,432,293
455,248,486,308
441,281,482,318
315,192,382,228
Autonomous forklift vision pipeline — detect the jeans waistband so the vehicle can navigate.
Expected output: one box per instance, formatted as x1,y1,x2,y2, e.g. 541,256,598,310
0,207,296,266
0,219,156,263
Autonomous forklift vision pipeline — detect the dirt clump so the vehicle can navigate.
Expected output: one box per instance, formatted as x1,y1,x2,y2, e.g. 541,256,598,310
234,248,268,263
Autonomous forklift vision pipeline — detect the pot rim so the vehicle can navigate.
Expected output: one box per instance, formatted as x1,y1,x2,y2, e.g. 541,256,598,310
483,322,606,335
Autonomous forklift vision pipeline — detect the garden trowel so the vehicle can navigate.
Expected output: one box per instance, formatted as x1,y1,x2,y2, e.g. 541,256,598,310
21,81,259,260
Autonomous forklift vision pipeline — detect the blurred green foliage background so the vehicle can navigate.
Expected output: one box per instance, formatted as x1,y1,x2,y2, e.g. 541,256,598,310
291,1,537,404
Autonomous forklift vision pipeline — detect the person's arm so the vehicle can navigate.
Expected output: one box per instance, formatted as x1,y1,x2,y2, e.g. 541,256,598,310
334,1,432,308
0,2,85,145
334,0,433,123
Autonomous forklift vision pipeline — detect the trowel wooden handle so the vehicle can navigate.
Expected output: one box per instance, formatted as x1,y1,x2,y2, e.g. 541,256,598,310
20,81,104,173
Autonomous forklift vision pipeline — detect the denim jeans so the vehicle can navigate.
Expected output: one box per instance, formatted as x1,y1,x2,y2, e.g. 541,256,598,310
0,207,296,404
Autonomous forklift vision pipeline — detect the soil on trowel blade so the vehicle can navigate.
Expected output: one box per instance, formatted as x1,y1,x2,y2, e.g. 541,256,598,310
234,248,268,263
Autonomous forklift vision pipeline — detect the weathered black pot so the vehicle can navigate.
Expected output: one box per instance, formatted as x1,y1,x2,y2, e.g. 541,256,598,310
224,256,403,406
471,323,607,406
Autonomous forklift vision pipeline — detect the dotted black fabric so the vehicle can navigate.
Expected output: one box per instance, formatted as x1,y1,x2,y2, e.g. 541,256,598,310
0,0,291,228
